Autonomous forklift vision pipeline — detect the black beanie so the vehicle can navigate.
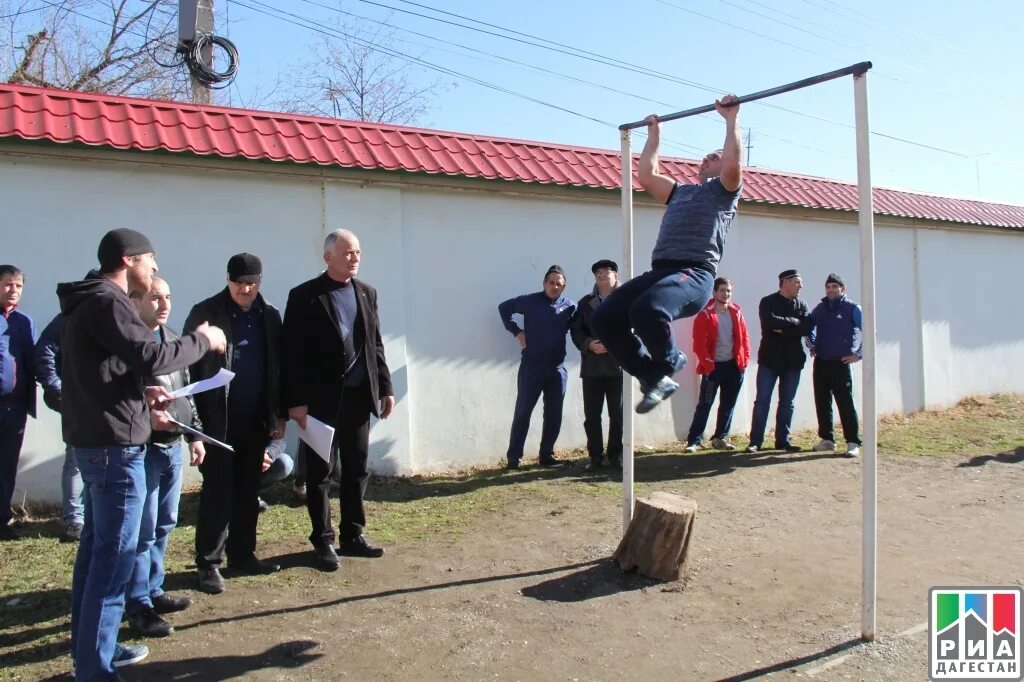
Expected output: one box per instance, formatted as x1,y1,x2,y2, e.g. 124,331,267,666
97,229,154,272
227,253,263,283
544,264,566,281
825,273,845,287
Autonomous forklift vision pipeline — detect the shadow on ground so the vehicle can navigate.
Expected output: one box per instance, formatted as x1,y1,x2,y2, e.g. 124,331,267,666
367,449,848,503
520,559,658,602
714,638,865,681
121,640,323,680
958,446,1024,468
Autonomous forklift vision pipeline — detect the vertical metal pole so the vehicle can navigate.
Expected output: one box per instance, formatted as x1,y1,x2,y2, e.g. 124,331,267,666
620,130,635,534
853,72,877,642
191,0,214,104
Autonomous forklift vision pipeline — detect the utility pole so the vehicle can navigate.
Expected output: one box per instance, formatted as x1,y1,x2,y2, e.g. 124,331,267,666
745,127,753,166
192,0,214,104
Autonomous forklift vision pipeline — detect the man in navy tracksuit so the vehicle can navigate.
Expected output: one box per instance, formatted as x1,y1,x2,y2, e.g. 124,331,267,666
808,273,863,457
498,266,576,469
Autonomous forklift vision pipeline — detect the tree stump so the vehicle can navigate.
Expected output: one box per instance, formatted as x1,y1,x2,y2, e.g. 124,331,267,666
613,492,697,582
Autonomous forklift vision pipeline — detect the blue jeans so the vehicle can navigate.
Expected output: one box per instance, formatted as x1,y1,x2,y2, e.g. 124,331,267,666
506,363,567,463
259,453,295,492
591,267,713,386
71,445,146,681
748,366,802,448
62,445,85,526
685,360,745,445
0,405,27,528
126,439,183,614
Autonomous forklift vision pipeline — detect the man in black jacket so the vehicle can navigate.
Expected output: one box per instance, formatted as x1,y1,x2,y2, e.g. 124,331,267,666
58,228,226,680
746,269,810,453
184,253,285,594
570,259,624,471
125,276,205,637
283,229,394,572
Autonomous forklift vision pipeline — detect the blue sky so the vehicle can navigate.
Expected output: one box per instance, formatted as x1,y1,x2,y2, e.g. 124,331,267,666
221,0,1022,205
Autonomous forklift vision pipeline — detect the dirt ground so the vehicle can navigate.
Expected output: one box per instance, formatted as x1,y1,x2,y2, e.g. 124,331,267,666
8,446,1024,681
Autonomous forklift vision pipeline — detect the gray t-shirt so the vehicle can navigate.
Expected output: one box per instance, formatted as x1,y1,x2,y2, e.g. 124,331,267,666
714,309,734,361
651,178,741,271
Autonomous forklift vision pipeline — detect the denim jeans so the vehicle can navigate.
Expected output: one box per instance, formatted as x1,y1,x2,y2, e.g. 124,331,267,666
62,445,85,526
126,439,183,615
591,267,713,386
259,453,295,493
748,366,802,447
505,363,567,463
0,405,27,528
71,445,146,681
685,360,745,445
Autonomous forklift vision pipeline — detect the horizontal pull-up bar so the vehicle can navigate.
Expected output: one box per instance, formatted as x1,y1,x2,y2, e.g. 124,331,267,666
618,61,872,130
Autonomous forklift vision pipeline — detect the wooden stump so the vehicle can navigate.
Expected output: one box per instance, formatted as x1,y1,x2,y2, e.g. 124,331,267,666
613,492,697,582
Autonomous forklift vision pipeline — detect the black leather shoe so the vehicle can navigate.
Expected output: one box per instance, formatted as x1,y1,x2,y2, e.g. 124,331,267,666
584,458,602,471
197,567,225,594
128,608,174,637
340,535,385,558
152,593,191,614
505,459,520,470
538,456,564,467
776,443,803,453
313,543,340,571
230,556,281,575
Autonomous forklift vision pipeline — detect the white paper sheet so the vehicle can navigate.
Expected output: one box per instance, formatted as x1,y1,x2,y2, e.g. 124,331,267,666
168,368,235,399
297,416,335,463
167,418,235,452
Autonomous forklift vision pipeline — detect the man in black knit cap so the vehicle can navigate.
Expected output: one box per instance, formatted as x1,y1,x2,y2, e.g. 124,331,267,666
59,228,226,680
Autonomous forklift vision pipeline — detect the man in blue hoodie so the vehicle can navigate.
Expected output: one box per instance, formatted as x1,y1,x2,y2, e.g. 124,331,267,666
808,273,863,457
498,266,576,469
0,264,35,542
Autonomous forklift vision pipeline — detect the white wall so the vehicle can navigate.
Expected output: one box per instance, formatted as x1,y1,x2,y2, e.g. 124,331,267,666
2,145,1022,503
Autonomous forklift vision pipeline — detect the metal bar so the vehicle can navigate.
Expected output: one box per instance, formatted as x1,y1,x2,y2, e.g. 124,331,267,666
620,129,636,534
853,71,878,643
619,62,872,130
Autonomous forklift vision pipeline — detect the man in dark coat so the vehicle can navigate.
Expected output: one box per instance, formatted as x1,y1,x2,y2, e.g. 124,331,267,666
184,253,285,594
283,229,394,572
569,259,623,471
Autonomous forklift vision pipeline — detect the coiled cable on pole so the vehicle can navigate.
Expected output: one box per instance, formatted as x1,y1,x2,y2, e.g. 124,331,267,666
182,33,239,89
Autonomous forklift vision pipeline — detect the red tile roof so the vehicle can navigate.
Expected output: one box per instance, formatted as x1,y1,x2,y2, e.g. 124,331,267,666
2,83,1022,229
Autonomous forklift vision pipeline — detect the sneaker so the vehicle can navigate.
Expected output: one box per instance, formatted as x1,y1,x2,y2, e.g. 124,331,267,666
151,593,191,615
636,376,679,414
846,443,861,457
128,607,174,637
112,642,149,668
683,443,699,454
62,522,83,542
745,444,759,454
293,482,307,502
813,439,836,452
257,497,270,513
710,437,736,451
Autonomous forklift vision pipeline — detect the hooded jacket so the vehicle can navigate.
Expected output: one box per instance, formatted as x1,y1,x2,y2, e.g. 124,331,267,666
57,278,209,447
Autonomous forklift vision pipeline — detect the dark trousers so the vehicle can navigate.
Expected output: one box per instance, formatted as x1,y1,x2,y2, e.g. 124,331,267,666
307,386,372,547
0,406,27,527
813,359,861,444
685,360,744,445
749,366,801,448
582,376,623,461
591,266,713,386
195,413,266,568
506,363,567,464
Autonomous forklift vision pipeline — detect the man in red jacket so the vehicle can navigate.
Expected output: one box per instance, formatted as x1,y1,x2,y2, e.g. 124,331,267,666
684,277,750,452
